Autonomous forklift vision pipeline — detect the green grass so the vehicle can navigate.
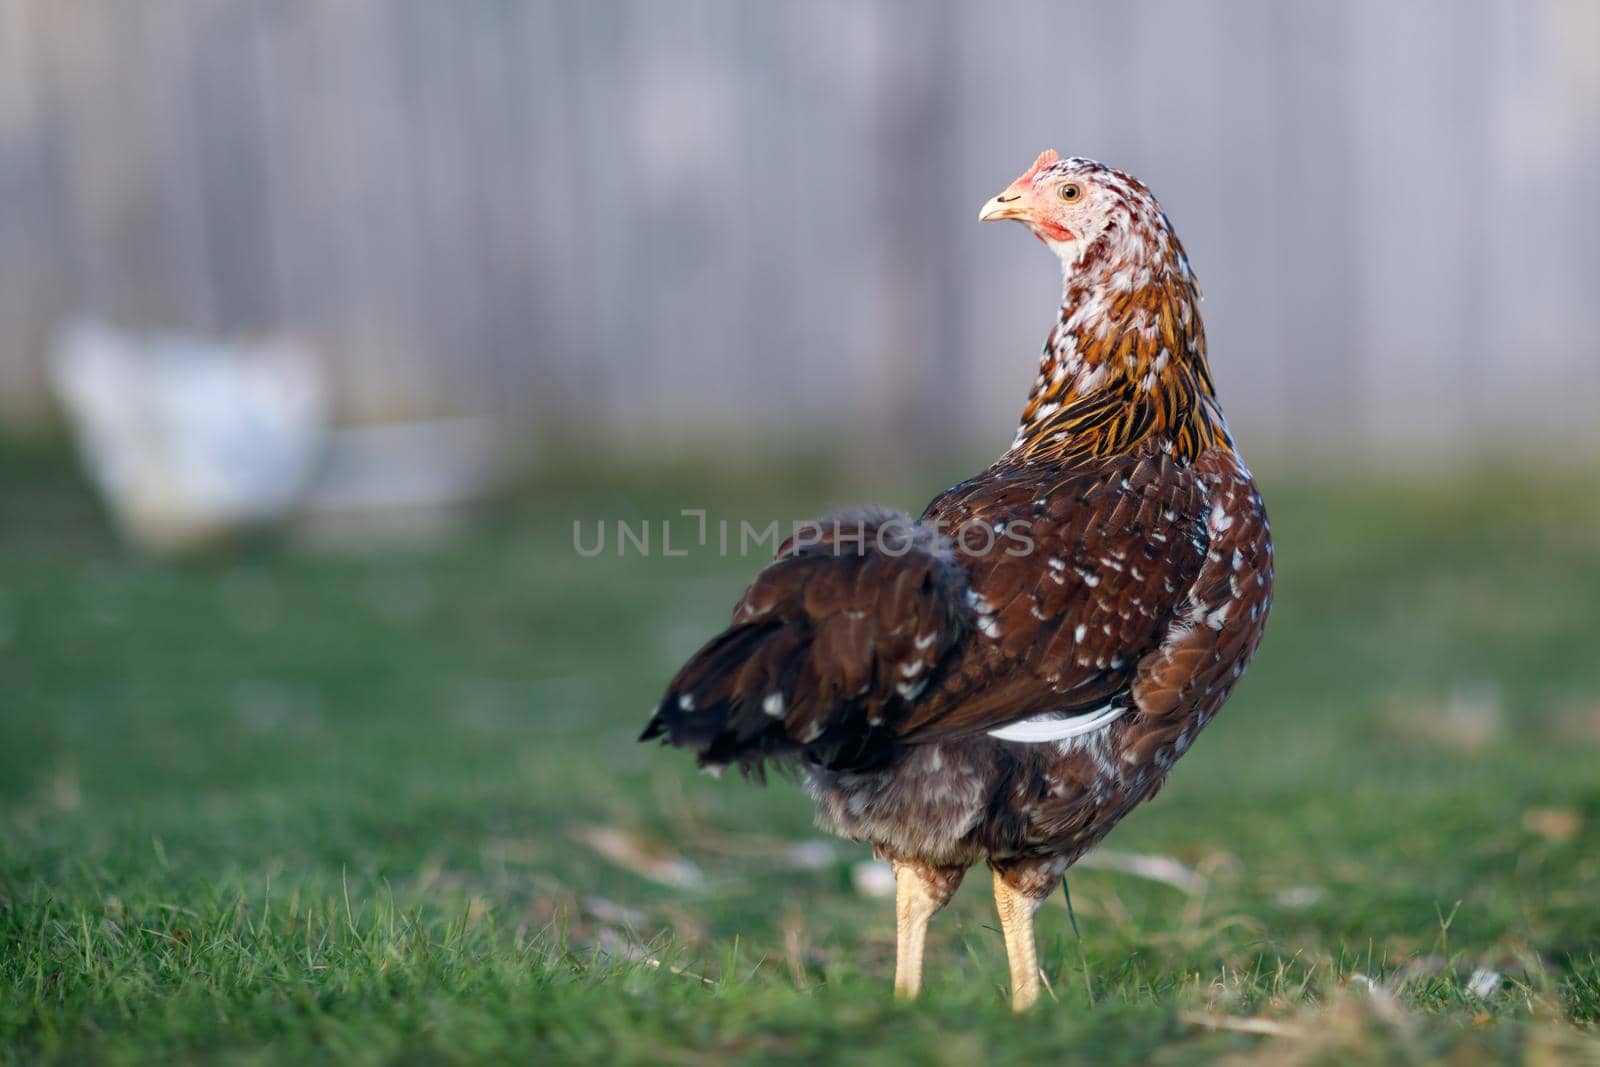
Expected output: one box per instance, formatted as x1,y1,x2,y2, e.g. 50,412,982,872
3,443,1599,1064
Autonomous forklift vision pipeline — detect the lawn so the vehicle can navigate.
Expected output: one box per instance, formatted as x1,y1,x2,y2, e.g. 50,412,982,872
2,443,1599,1065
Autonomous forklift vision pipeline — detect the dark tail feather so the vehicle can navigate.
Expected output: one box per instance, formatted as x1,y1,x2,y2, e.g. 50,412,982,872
640,623,810,771
640,509,968,774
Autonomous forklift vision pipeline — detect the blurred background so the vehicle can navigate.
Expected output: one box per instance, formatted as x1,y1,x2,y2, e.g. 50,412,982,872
3,4,1600,1061
2,0,1599,482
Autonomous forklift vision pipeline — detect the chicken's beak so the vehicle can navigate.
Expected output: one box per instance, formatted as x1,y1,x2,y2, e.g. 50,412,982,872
979,189,1029,223
980,150,1062,223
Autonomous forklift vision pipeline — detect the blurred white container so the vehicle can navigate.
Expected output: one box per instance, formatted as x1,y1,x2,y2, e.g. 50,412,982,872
51,321,328,553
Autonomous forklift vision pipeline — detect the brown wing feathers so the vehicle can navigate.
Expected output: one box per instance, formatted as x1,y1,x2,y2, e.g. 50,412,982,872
890,447,1208,742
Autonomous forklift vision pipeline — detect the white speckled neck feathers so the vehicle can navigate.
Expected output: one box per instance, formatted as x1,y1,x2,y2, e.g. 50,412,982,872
1009,160,1223,466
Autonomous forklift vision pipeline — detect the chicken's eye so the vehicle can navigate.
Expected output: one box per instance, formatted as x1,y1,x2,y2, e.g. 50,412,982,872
1058,183,1082,203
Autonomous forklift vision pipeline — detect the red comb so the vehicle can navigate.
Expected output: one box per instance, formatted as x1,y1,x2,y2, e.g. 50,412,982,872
1016,149,1061,186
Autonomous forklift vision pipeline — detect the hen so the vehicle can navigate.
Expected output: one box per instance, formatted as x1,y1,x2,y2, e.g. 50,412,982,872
641,151,1273,1010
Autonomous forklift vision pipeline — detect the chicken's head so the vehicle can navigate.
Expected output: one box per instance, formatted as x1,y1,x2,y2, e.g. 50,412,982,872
980,151,1163,271
982,152,1213,464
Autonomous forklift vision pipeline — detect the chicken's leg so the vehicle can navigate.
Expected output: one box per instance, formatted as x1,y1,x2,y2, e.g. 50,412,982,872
892,860,963,999
992,866,1051,1012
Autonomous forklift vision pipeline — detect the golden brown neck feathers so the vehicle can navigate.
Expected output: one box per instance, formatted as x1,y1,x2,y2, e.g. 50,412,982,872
1010,224,1224,466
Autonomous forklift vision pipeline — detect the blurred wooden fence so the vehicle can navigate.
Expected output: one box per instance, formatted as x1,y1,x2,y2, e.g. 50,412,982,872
1,0,1597,461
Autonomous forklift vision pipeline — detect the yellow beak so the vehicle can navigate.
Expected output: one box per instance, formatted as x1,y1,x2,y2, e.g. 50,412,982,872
979,192,1027,222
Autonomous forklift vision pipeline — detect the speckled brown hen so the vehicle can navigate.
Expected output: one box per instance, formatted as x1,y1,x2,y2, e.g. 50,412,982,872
641,151,1274,1011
